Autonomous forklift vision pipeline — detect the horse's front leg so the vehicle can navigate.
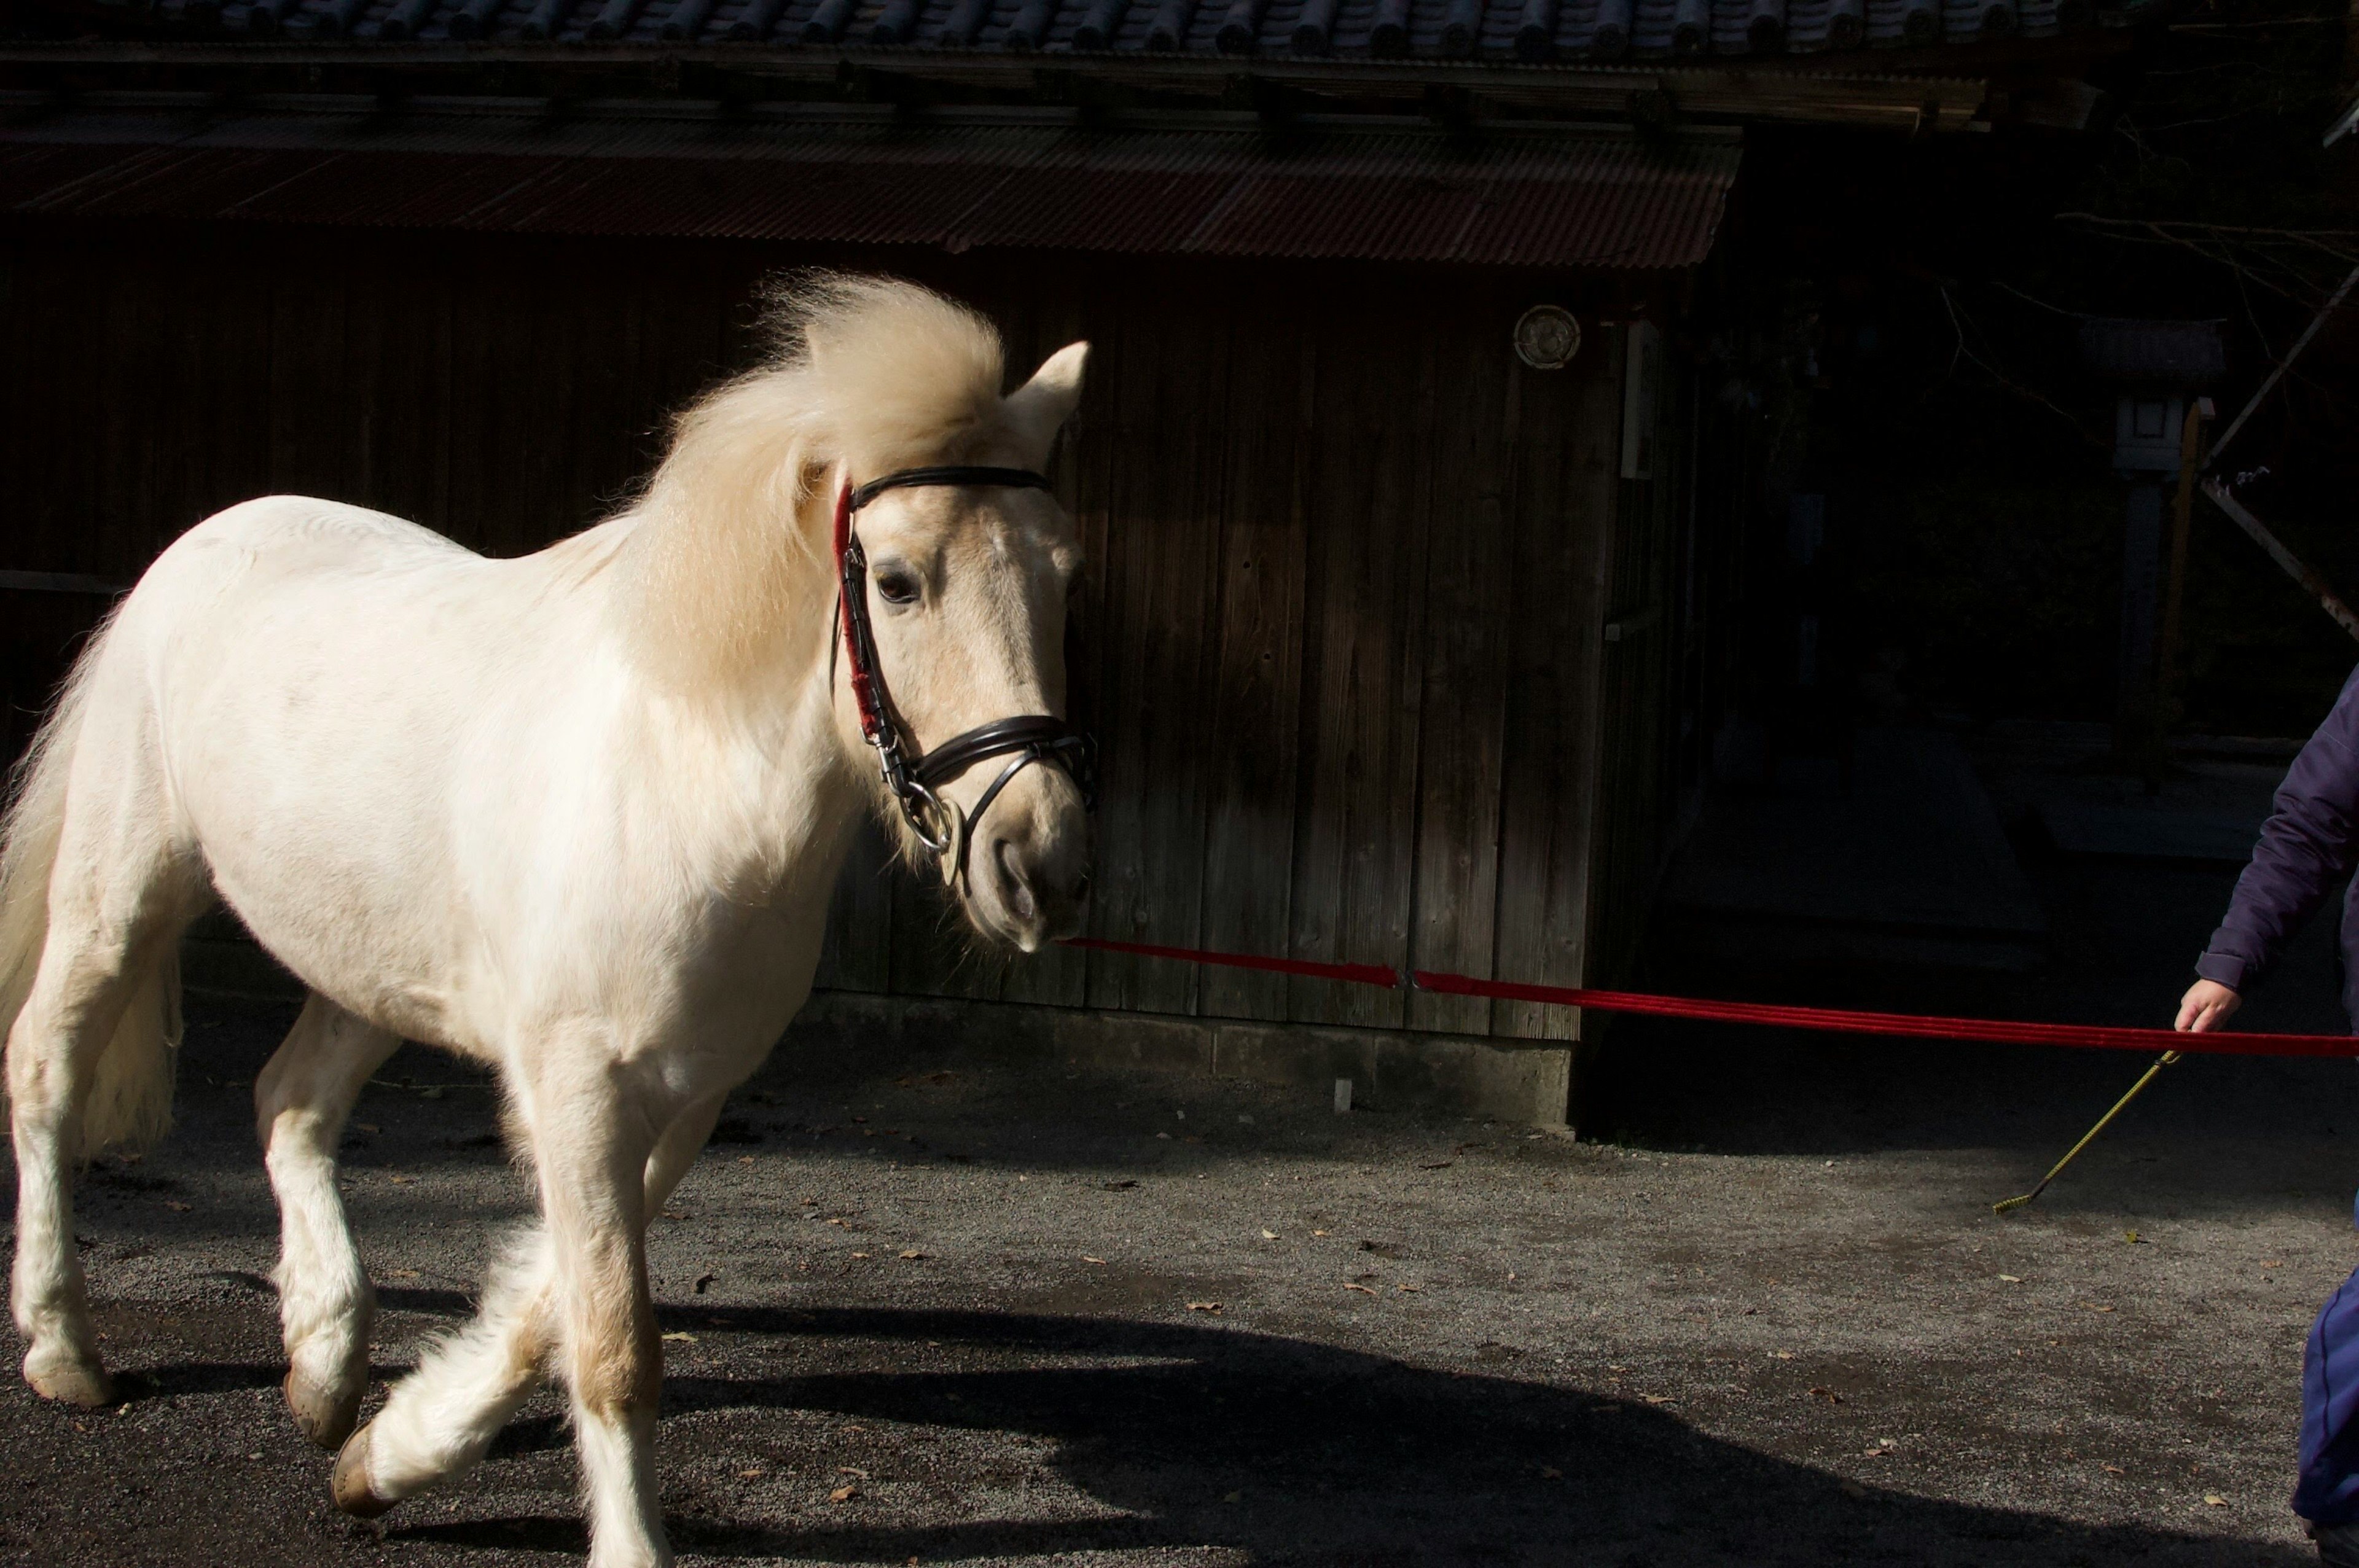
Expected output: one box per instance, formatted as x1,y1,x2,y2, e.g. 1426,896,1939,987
334,1078,723,1561
533,1066,671,1568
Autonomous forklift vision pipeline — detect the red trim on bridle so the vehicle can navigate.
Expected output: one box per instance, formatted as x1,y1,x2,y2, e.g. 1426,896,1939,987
832,481,895,758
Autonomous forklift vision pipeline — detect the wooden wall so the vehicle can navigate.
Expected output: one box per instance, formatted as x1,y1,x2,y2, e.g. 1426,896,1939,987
0,220,1692,1040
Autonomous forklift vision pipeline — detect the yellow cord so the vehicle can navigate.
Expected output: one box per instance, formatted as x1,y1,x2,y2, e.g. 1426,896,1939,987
1993,1050,2183,1214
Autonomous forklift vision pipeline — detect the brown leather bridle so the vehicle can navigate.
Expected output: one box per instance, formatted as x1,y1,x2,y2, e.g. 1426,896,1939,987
831,466,1097,881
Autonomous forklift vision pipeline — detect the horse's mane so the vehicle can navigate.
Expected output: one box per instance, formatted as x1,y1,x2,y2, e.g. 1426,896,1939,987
614,271,1010,696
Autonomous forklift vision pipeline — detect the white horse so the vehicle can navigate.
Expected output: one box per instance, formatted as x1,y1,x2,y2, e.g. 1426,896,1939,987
0,273,1093,1567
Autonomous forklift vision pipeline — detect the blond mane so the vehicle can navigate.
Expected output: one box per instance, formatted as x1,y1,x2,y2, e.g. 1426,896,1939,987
614,272,1014,694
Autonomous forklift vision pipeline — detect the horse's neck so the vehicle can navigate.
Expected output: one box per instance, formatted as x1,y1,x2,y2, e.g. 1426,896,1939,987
629,621,867,911
593,502,872,905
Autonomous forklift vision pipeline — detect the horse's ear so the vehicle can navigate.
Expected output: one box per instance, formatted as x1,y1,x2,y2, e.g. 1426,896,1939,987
1004,341,1089,464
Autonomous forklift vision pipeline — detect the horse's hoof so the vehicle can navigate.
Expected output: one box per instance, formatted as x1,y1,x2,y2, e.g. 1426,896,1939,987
331,1423,397,1519
23,1345,113,1408
284,1367,364,1451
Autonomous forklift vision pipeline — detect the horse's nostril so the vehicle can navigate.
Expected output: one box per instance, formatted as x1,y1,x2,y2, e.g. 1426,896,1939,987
993,838,1038,924
1071,872,1091,903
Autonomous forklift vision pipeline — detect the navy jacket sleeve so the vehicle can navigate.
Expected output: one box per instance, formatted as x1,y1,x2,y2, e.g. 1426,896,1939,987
2197,664,2359,993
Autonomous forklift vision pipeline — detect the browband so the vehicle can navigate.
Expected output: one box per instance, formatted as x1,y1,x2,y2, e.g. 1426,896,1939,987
848,466,1054,513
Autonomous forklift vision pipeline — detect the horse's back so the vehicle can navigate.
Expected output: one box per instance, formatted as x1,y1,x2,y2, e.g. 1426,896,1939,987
122,494,549,773
146,494,478,599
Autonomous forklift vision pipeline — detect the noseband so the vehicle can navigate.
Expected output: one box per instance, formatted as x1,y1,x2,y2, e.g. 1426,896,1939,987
832,466,1097,883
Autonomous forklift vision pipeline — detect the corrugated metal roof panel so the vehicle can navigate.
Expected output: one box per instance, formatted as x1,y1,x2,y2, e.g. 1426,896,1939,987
0,143,146,207
950,165,1242,251
0,109,1739,268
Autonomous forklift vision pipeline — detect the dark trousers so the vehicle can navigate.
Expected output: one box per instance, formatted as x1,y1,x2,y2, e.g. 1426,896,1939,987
2301,1244,2359,1526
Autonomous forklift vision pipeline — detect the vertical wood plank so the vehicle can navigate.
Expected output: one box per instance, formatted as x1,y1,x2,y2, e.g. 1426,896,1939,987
1284,280,1430,1031
446,265,498,553
1490,331,1622,1040
201,229,281,539
1405,299,1516,1037
1195,298,1312,1022
264,257,353,504
814,819,899,993
1082,266,1229,1018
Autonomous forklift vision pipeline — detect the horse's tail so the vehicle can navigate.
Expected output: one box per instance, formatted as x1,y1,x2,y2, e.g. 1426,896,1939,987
0,615,181,1156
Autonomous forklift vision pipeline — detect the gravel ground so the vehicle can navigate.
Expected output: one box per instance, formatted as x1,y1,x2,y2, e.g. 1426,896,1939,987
2,852,2354,1567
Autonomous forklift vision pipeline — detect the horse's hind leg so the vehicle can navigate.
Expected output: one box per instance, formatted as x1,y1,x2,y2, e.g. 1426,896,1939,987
255,994,399,1448
332,1223,557,1516
9,768,201,1406
9,926,166,1405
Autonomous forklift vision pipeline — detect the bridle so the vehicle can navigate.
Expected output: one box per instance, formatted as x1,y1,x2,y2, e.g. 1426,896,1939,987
832,464,1097,884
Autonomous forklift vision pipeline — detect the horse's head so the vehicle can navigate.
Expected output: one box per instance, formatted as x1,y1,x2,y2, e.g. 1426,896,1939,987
628,275,1096,949
832,338,1093,952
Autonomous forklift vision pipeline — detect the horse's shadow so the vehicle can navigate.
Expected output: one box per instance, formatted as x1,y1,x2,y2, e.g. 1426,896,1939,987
379,1303,2303,1566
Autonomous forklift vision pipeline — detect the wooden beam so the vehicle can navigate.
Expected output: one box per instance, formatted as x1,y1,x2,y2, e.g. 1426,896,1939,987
2207,262,2359,469
0,571,127,595
0,48,2008,128
2201,480,2359,645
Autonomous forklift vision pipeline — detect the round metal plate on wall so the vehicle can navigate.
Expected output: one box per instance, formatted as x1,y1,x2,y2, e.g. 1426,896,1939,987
1513,305,1581,370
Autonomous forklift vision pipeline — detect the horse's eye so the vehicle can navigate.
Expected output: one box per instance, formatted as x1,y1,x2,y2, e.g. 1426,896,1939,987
874,572,921,607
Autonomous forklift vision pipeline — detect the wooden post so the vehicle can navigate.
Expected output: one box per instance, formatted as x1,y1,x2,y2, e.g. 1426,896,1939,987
2111,482,2163,770
2150,397,2209,790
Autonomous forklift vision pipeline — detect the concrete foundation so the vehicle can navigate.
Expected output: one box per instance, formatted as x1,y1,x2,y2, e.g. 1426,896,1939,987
179,926,1576,1130
788,991,1574,1130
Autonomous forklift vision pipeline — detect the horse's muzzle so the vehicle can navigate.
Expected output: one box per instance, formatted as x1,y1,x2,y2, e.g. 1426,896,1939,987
971,776,1091,951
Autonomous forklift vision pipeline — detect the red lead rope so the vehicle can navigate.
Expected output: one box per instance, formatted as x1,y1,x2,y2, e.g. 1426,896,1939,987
1058,937,2359,1059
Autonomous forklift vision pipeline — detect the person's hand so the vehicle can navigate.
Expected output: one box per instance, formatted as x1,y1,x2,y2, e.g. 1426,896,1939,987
2177,978,2242,1033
